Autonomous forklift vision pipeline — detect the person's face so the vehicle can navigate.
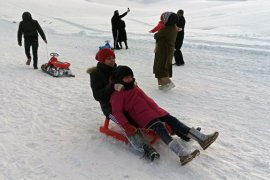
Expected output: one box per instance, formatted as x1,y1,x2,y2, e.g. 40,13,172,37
122,75,133,83
104,56,116,67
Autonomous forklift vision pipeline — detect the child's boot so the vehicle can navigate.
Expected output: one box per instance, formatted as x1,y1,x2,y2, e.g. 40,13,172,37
187,127,219,150
143,144,160,161
169,139,200,165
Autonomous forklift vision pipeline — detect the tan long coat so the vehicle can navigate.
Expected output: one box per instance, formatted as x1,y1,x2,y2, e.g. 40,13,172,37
153,25,178,78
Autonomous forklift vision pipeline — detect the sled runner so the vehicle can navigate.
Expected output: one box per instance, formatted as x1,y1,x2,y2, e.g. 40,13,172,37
41,53,75,77
99,117,172,144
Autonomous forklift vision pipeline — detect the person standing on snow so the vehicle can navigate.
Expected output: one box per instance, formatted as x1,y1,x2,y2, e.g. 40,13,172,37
86,48,160,161
173,9,186,66
111,8,130,50
110,65,219,165
118,19,128,49
17,12,47,69
153,12,178,91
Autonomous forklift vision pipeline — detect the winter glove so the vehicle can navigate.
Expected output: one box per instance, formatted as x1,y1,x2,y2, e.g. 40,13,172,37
44,39,47,44
18,42,22,46
114,83,125,92
122,123,137,136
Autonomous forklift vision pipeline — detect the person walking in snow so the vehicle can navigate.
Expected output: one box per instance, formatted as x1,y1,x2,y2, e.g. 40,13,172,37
153,12,178,91
17,12,47,69
173,9,186,66
111,8,130,50
110,65,219,165
86,48,160,161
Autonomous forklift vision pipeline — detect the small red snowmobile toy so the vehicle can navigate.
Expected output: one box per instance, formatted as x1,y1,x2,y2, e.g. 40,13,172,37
41,53,75,77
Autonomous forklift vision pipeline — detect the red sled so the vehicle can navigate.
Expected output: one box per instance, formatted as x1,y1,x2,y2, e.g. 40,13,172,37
41,53,75,77
99,117,172,144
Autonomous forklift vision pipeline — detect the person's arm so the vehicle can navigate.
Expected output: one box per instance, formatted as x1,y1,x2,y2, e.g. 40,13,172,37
17,22,23,46
90,73,114,102
110,92,137,136
153,27,166,40
36,21,47,43
149,21,164,33
119,8,130,19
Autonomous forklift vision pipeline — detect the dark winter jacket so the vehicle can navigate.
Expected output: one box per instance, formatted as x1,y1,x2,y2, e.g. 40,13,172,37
118,20,127,42
87,62,116,117
17,12,46,45
153,25,178,78
175,15,186,49
111,11,128,31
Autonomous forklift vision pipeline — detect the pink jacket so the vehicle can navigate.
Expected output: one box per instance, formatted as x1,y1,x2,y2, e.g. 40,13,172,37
149,21,165,33
110,86,168,128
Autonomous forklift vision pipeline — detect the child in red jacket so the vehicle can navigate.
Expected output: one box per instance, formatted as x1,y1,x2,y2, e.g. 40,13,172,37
110,65,219,165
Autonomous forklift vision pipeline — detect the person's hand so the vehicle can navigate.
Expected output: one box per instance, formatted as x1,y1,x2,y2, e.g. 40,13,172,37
44,39,48,44
114,83,124,91
127,8,130,13
177,27,183,32
18,42,22,46
122,123,137,136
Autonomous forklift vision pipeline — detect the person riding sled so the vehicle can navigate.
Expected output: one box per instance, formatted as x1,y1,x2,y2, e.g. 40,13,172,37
110,65,219,165
86,48,160,161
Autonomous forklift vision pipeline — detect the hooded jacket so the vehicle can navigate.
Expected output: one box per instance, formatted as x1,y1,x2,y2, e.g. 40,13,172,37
110,85,169,128
17,12,46,44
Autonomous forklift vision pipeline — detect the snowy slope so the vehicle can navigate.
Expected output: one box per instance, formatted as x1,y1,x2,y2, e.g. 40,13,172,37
0,0,270,179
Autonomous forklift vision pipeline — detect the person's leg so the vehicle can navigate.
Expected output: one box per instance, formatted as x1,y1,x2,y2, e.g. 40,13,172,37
124,41,128,49
24,40,31,65
119,41,122,49
32,40,39,69
159,114,190,138
108,114,160,161
149,120,199,165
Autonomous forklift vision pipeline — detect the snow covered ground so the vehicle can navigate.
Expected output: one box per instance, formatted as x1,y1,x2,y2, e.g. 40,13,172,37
0,0,270,179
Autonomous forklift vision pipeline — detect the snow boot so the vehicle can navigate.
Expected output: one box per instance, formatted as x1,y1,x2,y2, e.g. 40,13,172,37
143,144,160,161
178,127,201,142
158,81,175,91
26,58,31,65
169,139,200,165
187,127,219,150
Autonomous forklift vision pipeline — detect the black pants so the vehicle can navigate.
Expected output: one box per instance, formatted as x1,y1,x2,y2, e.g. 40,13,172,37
174,33,185,65
119,41,128,49
112,29,120,49
24,39,39,68
148,114,190,144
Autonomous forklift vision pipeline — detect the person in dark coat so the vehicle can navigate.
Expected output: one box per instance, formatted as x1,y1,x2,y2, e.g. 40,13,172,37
173,9,186,66
86,48,160,161
17,12,47,69
153,12,178,91
111,8,130,50
118,19,128,49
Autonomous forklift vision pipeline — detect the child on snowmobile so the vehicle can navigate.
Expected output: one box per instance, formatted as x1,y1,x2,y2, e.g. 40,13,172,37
110,65,219,165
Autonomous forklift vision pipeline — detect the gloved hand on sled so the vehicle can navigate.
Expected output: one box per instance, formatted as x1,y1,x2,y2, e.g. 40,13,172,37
122,123,137,136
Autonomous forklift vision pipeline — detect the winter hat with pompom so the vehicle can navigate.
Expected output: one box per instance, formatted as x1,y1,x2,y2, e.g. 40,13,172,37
95,48,115,63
